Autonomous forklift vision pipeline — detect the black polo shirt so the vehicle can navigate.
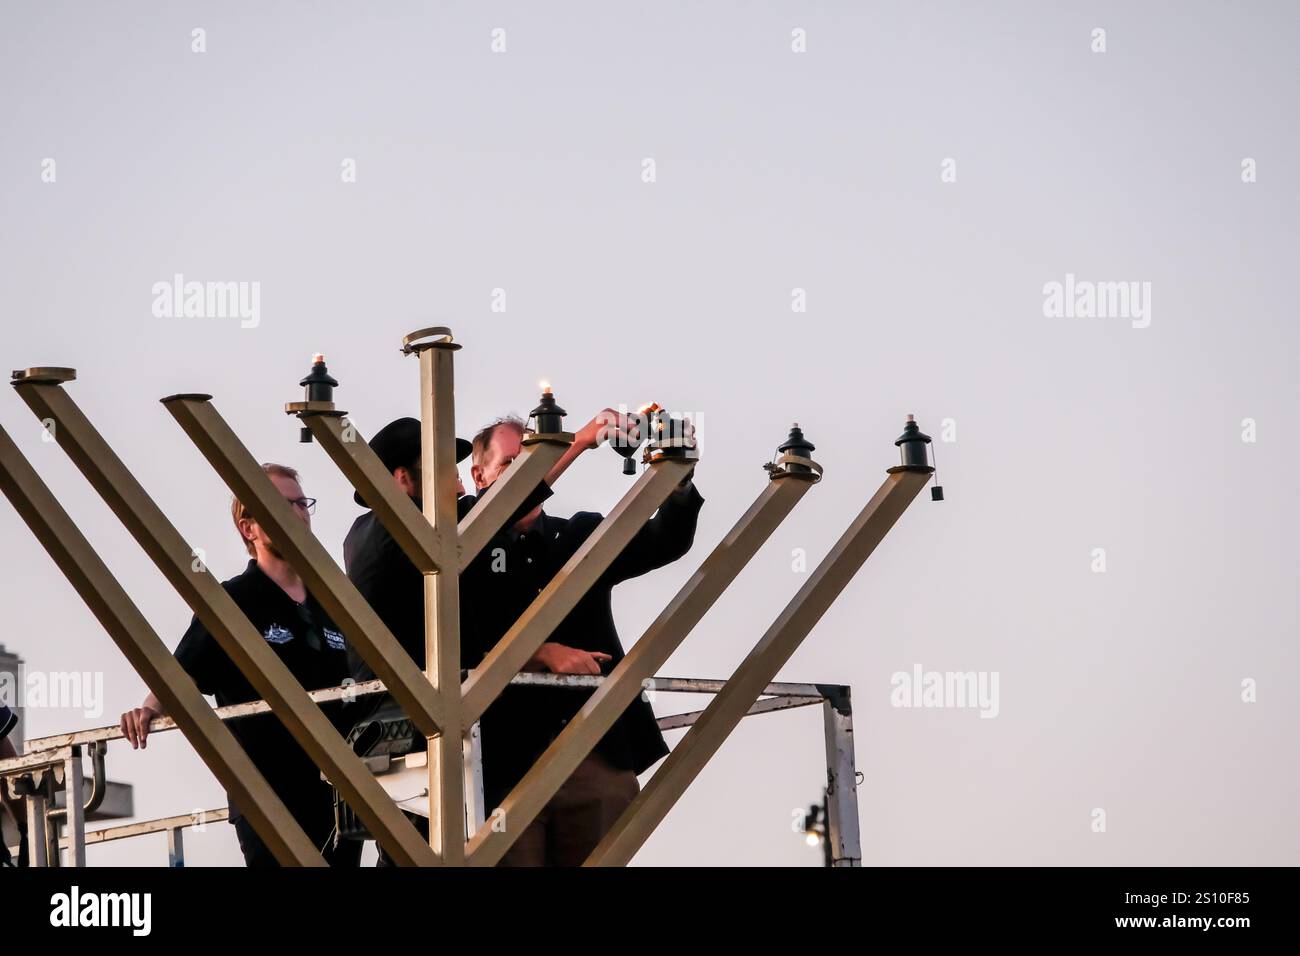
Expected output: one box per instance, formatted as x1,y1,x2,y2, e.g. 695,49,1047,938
464,483,705,807
173,560,352,826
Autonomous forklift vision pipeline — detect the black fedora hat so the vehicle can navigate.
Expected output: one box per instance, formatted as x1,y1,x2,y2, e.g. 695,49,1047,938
354,417,473,506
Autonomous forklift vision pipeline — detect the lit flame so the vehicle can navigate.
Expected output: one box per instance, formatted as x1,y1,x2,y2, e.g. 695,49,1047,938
539,380,552,395
312,353,325,364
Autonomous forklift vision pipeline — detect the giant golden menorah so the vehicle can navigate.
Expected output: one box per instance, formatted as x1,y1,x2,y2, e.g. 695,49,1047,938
0,327,935,866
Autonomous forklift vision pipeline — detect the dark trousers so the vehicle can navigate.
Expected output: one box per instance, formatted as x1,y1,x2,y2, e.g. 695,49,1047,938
374,754,638,867
374,754,637,868
232,811,361,868
497,753,639,867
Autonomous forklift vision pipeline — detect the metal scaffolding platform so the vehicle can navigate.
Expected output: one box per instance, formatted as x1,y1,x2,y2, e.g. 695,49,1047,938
3,673,861,866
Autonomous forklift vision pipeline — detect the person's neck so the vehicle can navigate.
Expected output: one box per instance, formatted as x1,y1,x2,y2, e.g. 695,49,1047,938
513,507,543,535
256,552,306,603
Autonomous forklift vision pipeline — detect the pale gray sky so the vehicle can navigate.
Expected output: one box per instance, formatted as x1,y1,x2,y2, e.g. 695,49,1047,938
1,1,1296,865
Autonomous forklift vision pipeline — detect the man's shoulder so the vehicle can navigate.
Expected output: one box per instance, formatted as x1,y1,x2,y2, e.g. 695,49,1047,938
554,511,603,534
344,510,380,543
214,562,296,627
344,511,392,560
345,510,418,588
220,560,266,600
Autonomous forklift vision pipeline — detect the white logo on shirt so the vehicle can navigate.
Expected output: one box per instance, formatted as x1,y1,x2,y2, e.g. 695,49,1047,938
322,628,346,651
263,624,294,645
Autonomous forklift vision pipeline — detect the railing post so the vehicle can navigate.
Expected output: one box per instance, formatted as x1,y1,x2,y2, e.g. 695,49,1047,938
63,747,86,867
821,689,861,867
167,826,185,868
25,792,49,867
463,721,486,838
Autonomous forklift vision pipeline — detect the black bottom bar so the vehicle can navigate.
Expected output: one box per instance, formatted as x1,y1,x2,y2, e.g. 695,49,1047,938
1,866,1283,942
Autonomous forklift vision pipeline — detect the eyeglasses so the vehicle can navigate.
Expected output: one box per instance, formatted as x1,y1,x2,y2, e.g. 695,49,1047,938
288,497,317,515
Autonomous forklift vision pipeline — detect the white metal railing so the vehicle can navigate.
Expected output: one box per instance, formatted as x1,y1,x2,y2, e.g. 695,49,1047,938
2,673,858,867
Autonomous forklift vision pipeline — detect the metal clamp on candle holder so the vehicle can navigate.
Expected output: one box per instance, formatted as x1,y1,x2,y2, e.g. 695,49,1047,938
640,403,699,465
399,327,459,354
764,424,823,483
11,367,77,385
286,354,341,442
887,414,944,501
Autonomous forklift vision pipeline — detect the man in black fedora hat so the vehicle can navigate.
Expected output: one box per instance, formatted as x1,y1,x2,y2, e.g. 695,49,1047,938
343,416,477,681
348,416,472,509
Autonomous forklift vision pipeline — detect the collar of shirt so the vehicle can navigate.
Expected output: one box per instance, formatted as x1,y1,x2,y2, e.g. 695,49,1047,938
507,511,548,545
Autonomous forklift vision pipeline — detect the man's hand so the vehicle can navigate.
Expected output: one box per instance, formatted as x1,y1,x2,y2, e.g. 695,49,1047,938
120,703,163,749
575,409,638,451
547,409,640,486
534,643,613,675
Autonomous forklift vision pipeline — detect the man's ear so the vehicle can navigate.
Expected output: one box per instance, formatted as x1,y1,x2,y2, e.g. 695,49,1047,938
237,516,258,549
470,463,485,489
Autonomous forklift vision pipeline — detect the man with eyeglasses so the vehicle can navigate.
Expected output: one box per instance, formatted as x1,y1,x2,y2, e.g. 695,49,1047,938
118,463,360,867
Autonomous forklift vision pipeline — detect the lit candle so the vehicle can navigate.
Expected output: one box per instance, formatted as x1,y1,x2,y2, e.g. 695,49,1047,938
529,382,566,434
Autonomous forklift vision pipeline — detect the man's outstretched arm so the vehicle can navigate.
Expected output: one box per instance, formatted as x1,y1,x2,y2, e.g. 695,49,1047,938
601,474,704,585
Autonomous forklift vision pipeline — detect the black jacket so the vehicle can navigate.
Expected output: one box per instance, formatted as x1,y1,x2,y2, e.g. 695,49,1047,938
344,479,705,807
463,482,704,805
342,480,554,675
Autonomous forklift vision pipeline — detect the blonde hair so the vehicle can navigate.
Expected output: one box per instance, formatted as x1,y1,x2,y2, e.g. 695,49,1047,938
232,463,300,555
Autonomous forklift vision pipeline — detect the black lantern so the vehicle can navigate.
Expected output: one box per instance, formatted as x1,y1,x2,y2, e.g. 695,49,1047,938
298,353,338,442
777,423,816,477
529,382,567,435
894,415,930,468
642,403,696,462
892,414,943,501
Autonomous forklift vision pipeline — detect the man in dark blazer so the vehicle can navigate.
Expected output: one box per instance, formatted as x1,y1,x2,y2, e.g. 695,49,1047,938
464,415,703,866
344,410,701,865
342,418,488,681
